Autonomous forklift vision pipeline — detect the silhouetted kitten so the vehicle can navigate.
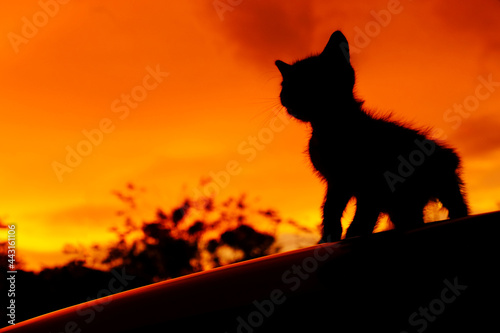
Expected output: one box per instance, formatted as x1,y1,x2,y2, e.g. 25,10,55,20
276,31,469,242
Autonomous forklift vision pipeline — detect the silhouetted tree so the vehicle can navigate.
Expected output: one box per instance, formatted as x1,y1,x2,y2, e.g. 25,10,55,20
88,186,296,283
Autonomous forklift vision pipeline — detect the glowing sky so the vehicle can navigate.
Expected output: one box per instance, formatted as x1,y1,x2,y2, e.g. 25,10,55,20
1,0,500,271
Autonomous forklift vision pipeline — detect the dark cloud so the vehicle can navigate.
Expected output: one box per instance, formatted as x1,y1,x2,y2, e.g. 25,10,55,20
202,0,350,68
431,0,500,71
215,0,317,64
431,0,500,40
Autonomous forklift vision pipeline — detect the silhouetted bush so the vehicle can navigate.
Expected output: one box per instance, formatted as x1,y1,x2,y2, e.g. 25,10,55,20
0,185,313,326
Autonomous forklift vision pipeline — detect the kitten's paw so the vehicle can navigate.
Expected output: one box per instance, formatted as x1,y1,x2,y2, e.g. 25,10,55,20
318,234,340,244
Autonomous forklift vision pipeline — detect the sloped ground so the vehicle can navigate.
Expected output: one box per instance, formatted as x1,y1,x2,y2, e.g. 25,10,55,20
2,211,499,333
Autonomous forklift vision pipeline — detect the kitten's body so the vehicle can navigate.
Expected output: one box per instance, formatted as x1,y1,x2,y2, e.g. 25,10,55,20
276,31,468,242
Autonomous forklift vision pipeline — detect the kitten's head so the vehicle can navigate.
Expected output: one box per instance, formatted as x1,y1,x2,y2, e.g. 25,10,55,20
275,31,355,122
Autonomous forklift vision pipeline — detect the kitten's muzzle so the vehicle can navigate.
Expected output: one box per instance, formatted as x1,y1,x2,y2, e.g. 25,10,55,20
285,107,309,122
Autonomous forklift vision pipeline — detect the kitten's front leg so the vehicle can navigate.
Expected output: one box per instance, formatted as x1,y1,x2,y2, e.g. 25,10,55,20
345,198,379,238
320,187,351,243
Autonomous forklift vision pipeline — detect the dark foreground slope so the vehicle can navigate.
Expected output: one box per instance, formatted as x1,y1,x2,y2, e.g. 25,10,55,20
2,211,499,333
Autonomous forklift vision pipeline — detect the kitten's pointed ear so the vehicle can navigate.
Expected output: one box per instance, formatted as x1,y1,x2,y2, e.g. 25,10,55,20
321,30,351,64
275,60,292,77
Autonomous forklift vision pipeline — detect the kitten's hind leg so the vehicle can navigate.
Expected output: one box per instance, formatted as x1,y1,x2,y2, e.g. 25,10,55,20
345,199,380,239
389,204,425,232
437,175,469,219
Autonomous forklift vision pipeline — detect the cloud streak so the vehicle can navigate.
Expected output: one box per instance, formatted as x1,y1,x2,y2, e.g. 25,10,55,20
451,115,500,157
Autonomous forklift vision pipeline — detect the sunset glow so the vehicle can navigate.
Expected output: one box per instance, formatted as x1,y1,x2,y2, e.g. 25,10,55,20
1,0,500,271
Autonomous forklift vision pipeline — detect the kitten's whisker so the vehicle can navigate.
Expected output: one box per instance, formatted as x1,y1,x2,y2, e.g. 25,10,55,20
248,99,286,127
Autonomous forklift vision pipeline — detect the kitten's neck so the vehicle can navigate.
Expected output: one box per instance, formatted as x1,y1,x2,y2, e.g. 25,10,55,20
310,98,366,131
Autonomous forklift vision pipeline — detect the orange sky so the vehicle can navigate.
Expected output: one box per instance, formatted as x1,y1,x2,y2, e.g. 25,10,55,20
1,0,500,271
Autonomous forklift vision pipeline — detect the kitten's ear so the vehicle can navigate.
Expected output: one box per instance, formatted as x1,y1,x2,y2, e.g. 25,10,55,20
321,30,350,64
275,60,292,77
